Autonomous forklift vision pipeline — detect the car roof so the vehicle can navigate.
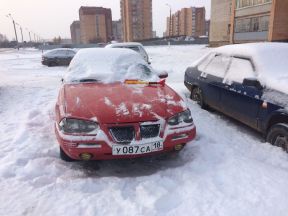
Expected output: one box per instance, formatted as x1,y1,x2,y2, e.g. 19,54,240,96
105,42,143,48
48,48,75,52
44,48,75,55
215,42,286,58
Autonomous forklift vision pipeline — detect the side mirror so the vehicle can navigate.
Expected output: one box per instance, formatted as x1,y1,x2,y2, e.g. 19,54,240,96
158,71,168,79
243,78,263,90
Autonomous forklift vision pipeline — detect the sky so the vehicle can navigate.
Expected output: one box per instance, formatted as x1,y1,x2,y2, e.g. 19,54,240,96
0,0,211,41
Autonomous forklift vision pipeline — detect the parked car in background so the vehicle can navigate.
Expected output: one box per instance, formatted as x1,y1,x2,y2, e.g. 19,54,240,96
184,43,288,152
105,42,150,64
42,48,76,67
55,48,196,161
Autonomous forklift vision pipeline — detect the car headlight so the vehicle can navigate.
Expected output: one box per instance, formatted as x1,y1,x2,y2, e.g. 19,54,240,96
59,118,99,134
168,109,193,126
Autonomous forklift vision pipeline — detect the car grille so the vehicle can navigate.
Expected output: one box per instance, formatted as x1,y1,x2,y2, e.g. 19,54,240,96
109,126,135,144
140,124,160,139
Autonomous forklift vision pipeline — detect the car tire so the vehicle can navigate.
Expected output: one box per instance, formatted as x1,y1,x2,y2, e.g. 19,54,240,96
267,123,288,153
190,87,206,108
60,147,75,162
48,62,54,67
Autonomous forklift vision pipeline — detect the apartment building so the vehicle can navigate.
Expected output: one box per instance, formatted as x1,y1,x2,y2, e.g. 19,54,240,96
112,20,123,42
209,0,233,46
79,6,113,44
166,7,206,37
70,21,81,44
120,0,153,42
206,20,210,36
210,0,288,46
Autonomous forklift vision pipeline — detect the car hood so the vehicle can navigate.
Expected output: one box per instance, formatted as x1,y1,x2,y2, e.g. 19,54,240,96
63,83,186,124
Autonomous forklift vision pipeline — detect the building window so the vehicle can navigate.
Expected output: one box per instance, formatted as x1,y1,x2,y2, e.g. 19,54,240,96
236,0,272,9
235,15,270,33
96,16,100,37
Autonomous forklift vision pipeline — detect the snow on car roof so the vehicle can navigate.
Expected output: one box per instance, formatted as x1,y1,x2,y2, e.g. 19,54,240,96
64,48,158,83
216,42,288,94
105,42,143,48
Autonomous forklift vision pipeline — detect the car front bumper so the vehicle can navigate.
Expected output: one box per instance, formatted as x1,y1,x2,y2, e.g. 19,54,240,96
55,125,196,160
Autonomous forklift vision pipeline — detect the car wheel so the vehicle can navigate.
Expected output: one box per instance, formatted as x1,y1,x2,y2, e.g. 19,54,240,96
48,62,55,67
60,147,75,162
190,87,206,108
267,123,288,153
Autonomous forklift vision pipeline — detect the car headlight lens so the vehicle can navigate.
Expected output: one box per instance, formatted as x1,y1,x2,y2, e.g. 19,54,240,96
59,118,99,134
168,109,193,126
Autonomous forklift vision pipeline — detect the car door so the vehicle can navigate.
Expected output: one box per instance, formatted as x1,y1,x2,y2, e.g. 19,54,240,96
220,57,263,129
65,50,75,65
196,53,231,111
54,50,66,65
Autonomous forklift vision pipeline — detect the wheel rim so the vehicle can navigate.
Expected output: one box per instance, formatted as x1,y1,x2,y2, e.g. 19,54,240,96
274,135,288,152
192,89,201,103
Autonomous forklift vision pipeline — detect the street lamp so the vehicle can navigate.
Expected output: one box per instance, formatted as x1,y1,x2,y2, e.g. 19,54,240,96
6,13,19,49
165,3,172,37
26,28,32,42
16,22,24,43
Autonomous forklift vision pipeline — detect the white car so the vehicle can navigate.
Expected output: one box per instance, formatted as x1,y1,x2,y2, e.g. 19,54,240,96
105,42,150,64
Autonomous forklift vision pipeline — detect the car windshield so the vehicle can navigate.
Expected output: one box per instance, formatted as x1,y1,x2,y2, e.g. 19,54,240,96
64,48,159,84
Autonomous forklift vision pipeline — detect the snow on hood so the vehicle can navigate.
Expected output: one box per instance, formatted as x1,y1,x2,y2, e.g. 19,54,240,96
215,43,288,94
64,48,159,84
63,83,186,123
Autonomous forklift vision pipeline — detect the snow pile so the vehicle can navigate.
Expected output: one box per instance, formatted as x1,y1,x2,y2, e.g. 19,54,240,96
215,42,288,94
65,48,159,83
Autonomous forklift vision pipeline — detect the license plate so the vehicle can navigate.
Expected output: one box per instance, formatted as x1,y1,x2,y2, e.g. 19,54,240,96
112,141,163,155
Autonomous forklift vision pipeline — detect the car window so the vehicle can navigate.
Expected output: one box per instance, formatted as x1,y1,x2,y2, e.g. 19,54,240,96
56,50,67,56
199,54,231,78
127,46,140,53
223,57,256,85
138,46,146,55
46,50,58,57
66,50,75,57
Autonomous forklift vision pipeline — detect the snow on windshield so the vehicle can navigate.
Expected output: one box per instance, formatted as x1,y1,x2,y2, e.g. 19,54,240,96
215,43,288,94
64,48,159,83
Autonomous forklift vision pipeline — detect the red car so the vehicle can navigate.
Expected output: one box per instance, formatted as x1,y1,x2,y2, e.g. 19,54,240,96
55,48,196,161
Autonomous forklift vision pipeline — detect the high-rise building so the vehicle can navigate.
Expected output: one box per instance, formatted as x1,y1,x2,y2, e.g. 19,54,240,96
112,20,123,42
79,6,113,44
120,0,153,42
206,20,210,36
166,7,206,37
209,0,233,47
210,0,288,46
70,21,81,44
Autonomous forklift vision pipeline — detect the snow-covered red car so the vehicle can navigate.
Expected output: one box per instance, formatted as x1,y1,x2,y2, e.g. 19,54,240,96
55,48,196,161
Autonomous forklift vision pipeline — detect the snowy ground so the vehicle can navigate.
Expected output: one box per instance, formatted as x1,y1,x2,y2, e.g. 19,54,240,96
0,45,288,216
